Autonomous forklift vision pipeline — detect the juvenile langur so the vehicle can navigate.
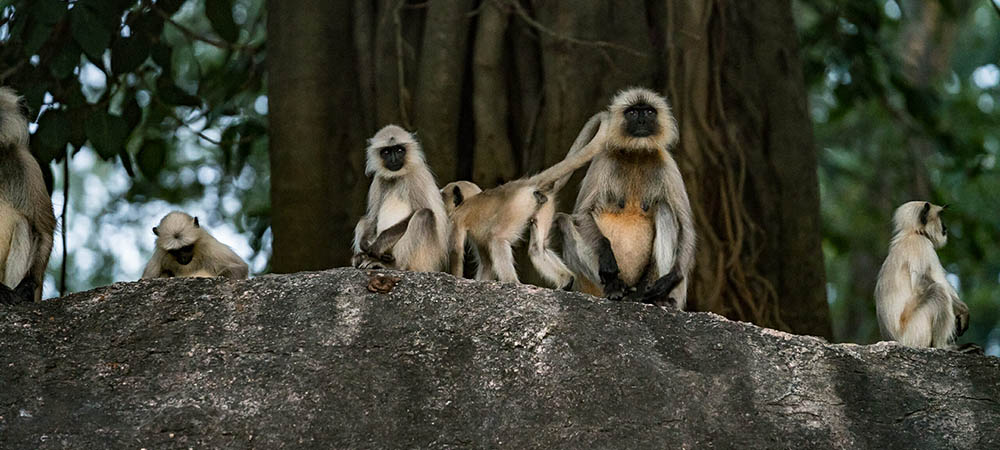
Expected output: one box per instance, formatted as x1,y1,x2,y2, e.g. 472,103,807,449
875,202,979,353
558,87,693,307
0,87,55,304
352,125,448,272
141,212,249,279
440,112,611,289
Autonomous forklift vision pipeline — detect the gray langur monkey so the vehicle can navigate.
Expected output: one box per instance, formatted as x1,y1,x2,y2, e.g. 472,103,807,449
440,112,611,289
875,202,979,353
141,211,249,279
558,87,692,308
0,87,55,304
352,125,449,272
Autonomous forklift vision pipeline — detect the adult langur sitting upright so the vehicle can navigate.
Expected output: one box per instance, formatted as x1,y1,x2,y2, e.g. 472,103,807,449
558,87,693,308
352,125,449,272
0,87,55,304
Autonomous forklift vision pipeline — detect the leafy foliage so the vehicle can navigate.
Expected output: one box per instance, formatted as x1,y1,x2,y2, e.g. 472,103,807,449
0,0,269,290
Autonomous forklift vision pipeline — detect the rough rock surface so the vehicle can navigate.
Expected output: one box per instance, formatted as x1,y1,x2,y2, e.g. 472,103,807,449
1,268,998,449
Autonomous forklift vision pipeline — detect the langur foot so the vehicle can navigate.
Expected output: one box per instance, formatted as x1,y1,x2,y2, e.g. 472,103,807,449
0,279,33,305
956,343,984,355
601,276,627,301
561,276,575,291
627,268,683,307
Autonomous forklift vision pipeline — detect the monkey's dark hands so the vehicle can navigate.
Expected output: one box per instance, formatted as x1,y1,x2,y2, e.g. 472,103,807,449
600,274,627,301
627,268,683,306
0,285,20,305
597,236,626,300
352,252,378,269
0,278,34,305
953,300,970,337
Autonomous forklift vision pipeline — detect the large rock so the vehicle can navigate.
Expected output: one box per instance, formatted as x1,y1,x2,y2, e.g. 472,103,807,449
1,268,997,449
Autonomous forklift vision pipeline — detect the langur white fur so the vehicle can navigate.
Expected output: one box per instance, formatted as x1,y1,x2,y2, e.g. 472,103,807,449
0,87,55,303
440,112,610,289
875,201,974,351
559,87,692,307
141,211,249,279
352,125,448,272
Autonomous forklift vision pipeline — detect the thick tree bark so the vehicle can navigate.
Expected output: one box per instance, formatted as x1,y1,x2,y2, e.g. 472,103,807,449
412,0,476,181
267,0,831,336
268,0,366,273
715,0,831,337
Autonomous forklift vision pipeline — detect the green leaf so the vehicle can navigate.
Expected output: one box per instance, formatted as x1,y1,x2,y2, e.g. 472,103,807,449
84,112,130,159
70,3,113,62
110,35,151,74
67,107,88,149
34,109,71,163
118,149,135,177
150,42,173,73
123,96,143,130
131,12,164,39
157,78,202,107
157,0,185,15
33,0,66,25
22,19,53,55
137,138,167,180
49,41,82,80
205,0,238,43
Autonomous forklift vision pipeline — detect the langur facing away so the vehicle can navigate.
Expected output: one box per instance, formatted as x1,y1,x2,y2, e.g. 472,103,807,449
875,201,979,353
141,211,249,279
0,87,55,304
352,125,449,272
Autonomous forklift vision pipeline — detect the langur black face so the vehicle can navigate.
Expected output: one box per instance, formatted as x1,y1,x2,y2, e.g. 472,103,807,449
624,103,659,138
169,244,196,265
380,144,406,171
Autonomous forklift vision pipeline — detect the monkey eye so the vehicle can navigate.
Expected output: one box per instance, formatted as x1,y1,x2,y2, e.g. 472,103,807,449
643,109,656,117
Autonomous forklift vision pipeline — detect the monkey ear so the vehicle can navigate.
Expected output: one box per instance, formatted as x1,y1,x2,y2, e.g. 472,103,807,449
193,217,200,228
152,227,159,236
452,186,464,207
919,202,931,225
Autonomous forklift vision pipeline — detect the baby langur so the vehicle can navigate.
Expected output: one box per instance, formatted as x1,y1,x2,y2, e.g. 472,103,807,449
440,111,611,289
0,87,55,304
352,125,448,272
875,202,980,353
559,87,693,307
141,211,249,279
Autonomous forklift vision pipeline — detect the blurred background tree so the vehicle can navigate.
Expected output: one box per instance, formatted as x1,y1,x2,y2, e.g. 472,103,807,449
1,0,997,352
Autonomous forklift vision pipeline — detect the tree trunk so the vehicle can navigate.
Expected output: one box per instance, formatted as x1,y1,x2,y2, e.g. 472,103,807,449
267,0,366,273
267,0,831,336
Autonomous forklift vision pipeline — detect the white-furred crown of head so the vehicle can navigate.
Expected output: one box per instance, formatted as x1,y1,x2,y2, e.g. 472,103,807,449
440,180,483,215
892,201,949,248
0,87,29,148
608,87,679,152
154,211,202,251
366,124,425,179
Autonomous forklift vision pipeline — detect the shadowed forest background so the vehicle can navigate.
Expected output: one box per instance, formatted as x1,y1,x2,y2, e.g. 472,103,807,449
0,0,997,353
